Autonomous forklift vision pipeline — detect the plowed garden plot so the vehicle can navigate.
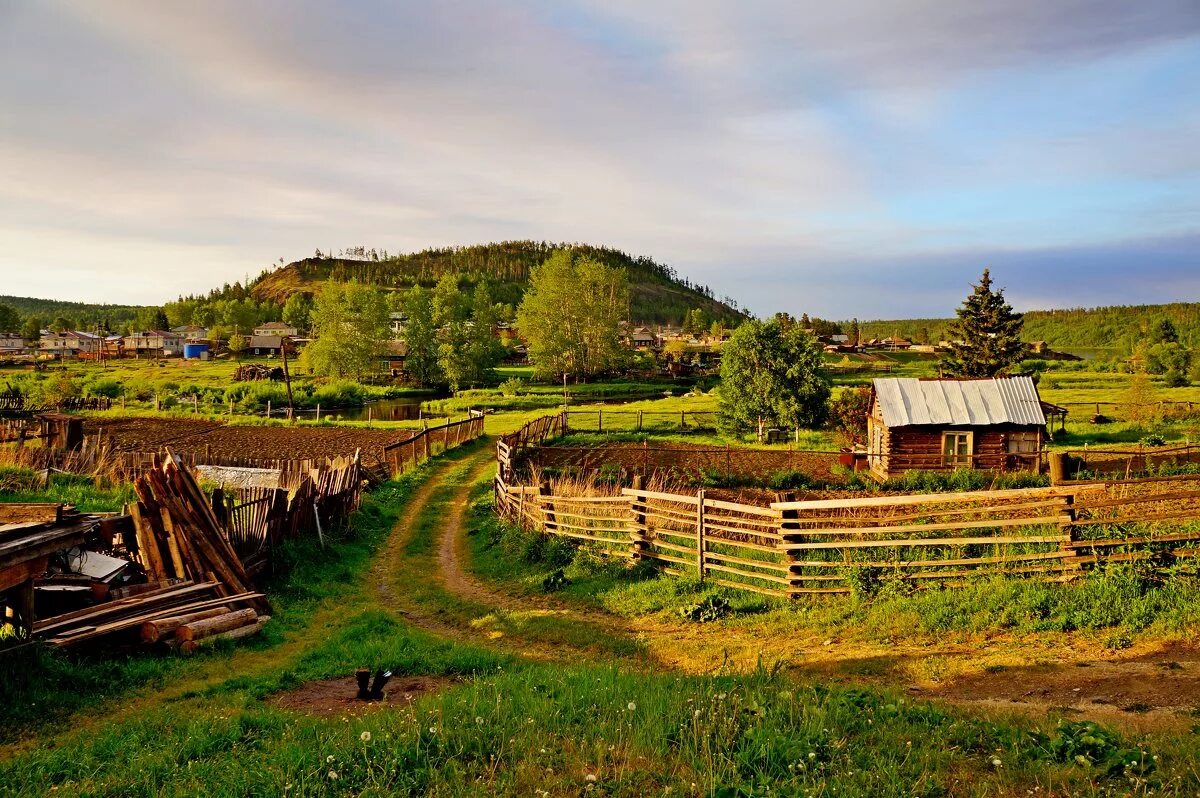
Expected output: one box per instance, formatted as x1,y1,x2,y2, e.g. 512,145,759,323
525,441,843,483
83,417,413,469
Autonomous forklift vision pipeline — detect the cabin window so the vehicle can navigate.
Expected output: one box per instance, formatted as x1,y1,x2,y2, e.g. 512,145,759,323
942,431,973,468
1007,431,1040,454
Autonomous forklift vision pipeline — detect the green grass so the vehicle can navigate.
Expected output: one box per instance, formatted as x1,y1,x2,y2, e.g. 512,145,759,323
0,470,135,512
5,445,1200,794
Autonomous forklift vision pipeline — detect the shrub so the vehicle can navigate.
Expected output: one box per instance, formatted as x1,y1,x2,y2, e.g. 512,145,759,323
679,594,731,622
541,569,571,593
82,377,123,399
498,377,526,398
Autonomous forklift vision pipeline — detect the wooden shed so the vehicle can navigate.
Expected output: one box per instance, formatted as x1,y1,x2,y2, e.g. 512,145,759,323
866,376,1049,480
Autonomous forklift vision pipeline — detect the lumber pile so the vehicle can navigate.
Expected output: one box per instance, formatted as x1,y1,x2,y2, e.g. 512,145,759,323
129,449,270,616
33,579,266,649
141,604,271,654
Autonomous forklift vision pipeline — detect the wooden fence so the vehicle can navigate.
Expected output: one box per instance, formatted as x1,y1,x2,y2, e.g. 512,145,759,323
381,412,485,478
498,412,567,479
494,470,1200,598
1063,444,1200,479
560,409,718,434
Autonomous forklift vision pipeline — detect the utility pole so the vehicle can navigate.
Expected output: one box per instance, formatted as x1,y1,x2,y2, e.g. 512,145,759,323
280,335,295,420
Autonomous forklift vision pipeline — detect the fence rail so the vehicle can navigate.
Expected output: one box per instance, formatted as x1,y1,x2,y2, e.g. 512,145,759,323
381,412,485,478
495,467,1200,598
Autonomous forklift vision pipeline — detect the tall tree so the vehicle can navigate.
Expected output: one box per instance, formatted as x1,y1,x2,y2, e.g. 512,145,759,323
717,318,830,440
401,286,441,387
941,269,1025,377
301,282,389,379
0,303,19,333
282,293,314,333
848,318,860,347
515,249,629,380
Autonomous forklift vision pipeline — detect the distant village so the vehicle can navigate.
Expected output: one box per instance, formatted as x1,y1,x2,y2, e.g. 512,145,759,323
0,316,1072,378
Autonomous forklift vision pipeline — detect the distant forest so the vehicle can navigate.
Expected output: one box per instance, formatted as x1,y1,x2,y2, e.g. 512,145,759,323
857,303,1200,353
0,295,146,331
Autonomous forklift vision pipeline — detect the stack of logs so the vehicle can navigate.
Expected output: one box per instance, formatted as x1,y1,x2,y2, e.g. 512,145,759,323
140,604,269,654
35,580,266,651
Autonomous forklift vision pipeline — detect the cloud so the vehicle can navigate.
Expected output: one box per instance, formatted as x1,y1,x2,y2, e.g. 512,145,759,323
0,1,1196,315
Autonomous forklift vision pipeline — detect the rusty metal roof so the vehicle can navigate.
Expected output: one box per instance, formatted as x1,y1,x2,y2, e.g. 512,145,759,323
872,376,1047,427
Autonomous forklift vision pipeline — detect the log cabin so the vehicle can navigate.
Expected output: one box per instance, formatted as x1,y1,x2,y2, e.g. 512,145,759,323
866,376,1050,480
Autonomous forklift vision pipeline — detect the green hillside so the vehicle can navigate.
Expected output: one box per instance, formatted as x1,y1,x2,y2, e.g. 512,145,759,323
0,295,146,331
857,303,1200,353
250,241,748,326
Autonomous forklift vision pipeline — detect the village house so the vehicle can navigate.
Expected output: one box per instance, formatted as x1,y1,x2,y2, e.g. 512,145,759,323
388,312,407,337
123,330,185,357
39,330,104,359
0,333,28,355
171,325,209,341
629,326,657,349
866,376,1053,480
247,335,283,356
253,321,299,338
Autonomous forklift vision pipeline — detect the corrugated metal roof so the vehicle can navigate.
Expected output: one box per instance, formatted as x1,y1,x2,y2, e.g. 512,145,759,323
872,376,1046,427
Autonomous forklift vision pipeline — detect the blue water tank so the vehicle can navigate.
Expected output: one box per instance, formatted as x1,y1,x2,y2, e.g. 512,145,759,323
183,343,210,359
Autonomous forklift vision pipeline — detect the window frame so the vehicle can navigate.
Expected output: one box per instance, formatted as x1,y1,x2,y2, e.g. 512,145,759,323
941,430,974,468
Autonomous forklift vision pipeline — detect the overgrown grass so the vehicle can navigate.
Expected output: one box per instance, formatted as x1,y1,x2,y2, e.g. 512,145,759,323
470,502,1200,645
2,655,1187,795
0,462,441,743
0,470,135,512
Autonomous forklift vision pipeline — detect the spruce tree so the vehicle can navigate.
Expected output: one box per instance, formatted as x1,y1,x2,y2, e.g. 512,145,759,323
941,269,1025,377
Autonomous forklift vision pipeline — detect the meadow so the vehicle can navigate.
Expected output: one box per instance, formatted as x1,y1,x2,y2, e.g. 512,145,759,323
4,446,1199,796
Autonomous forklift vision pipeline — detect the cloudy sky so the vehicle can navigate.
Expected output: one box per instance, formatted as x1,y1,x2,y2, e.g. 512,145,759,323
1,1,1198,318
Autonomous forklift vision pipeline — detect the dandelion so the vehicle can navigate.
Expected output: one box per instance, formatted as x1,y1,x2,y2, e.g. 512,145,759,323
991,757,1002,768
808,752,816,760
476,716,485,725
627,701,637,711
429,726,438,734
360,731,372,742
694,709,702,718
585,774,598,783
328,771,339,781
326,755,336,763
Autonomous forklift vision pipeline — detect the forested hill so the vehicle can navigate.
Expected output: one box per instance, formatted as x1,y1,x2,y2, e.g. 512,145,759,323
858,302,1200,352
250,242,748,325
0,295,146,330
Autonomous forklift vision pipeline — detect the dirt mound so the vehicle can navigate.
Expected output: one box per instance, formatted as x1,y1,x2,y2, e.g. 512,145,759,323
271,675,455,716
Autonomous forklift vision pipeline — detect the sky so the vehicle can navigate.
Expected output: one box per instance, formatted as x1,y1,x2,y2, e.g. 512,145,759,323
0,0,1198,319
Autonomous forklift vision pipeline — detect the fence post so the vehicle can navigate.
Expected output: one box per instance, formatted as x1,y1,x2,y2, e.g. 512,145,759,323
539,481,556,534
637,410,643,431
598,409,602,433
629,475,647,559
517,486,526,530
1060,493,1080,573
696,488,706,582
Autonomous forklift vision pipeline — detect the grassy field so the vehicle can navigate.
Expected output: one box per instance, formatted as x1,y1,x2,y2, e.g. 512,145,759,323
5,445,1200,795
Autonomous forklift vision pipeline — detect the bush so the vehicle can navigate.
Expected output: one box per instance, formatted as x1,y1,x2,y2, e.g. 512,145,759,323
679,593,731,622
498,377,526,398
82,377,123,399
541,569,572,593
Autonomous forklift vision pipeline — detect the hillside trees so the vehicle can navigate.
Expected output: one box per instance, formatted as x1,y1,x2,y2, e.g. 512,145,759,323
282,293,314,333
0,303,18,333
301,282,389,379
717,318,831,440
516,249,630,380
941,269,1026,377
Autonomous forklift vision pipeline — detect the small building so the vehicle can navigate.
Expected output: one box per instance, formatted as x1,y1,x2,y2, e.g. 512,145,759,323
866,376,1050,480
388,312,407,337
253,321,299,338
0,333,27,355
123,330,184,357
248,335,285,356
630,327,657,349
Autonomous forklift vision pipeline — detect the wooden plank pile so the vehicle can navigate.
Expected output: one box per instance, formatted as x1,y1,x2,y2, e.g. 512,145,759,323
128,449,270,617
33,579,266,650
